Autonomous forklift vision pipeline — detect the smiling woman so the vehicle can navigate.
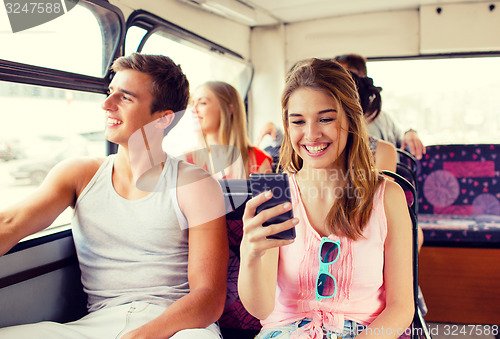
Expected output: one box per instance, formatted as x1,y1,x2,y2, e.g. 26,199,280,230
239,59,413,339
287,87,349,170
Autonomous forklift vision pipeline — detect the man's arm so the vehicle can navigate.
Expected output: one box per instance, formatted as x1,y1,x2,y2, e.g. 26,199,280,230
0,158,98,257
402,129,426,160
122,163,228,339
383,112,426,160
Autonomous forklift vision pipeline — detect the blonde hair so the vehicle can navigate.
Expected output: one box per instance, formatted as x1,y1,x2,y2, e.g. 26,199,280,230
200,81,253,178
279,58,383,239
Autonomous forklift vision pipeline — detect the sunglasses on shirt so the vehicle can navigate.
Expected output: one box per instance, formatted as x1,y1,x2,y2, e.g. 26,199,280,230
315,237,341,301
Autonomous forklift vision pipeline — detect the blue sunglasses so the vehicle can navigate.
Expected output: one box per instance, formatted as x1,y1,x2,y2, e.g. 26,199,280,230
315,237,341,301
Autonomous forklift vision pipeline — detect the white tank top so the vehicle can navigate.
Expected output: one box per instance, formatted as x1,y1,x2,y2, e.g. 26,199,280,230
72,154,188,312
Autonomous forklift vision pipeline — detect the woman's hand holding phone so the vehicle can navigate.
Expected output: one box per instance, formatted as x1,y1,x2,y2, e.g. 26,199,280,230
241,190,298,264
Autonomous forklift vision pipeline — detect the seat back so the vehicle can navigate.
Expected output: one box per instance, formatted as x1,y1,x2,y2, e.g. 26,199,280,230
380,171,431,339
417,144,500,216
397,149,418,183
217,180,261,337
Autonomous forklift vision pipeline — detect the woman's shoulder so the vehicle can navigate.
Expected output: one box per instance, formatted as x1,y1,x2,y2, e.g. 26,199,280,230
383,179,405,201
382,179,408,222
250,146,272,161
248,146,273,174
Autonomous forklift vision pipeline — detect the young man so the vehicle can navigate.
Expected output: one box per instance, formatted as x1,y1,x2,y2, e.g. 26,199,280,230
0,53,228,339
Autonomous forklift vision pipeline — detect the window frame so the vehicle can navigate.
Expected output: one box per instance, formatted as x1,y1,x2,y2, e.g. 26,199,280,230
367,51,500,63
0,0,124,93
125,10,254,99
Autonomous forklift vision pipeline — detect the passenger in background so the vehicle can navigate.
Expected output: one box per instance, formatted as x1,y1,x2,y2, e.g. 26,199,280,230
346,70,397,173
334,54,426,160
186,81,272,179
239,59,413,338
338,55,424,252
0,53,228,339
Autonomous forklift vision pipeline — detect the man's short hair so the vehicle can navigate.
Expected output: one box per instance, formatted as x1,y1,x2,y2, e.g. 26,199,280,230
111,53,190,114
334,54,368,77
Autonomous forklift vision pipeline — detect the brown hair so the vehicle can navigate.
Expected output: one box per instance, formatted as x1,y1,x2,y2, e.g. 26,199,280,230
279,58,383,239
334,54,368,77
111,53,190,114
349,71,382,122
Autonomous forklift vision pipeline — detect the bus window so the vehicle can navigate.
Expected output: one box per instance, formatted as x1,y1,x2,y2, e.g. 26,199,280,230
125,22,252,156
0,1,121,235
0,2,120,77
368,56,500,145
0,84,105,233
125,26,148,57
128,28,252,96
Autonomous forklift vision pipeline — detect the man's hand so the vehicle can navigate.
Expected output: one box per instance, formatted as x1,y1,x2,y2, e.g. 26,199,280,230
402,130,426,160
121,327,146,339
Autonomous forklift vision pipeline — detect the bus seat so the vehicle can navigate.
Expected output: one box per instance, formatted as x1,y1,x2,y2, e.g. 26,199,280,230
381,171,432,339
396,149,419,212
417,144,500,246
0,230,88,328
397,149,418,185
416,144,500,324
263,145,281,173
217,181,261,338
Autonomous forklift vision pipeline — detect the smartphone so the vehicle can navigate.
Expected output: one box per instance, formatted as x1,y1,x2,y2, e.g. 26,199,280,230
249,173,296,240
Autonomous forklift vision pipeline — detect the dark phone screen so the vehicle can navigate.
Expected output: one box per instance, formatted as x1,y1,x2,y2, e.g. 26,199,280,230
249,173,296,240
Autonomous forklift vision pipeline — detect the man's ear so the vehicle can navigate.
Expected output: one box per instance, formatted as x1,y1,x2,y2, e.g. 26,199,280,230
155,110,175,129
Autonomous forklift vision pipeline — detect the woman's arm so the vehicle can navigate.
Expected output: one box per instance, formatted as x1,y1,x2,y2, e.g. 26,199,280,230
238,191,297,319
256,158,273,174
374,139,397,173
356,180,414,338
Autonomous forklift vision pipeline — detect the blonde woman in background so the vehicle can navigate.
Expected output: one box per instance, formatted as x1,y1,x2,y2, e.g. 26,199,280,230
186,81,272,179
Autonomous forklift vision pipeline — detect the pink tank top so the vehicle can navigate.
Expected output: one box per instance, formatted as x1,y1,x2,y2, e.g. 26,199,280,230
261,174,388,337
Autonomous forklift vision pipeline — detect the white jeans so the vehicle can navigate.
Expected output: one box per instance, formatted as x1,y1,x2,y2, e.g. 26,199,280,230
0,302,221,339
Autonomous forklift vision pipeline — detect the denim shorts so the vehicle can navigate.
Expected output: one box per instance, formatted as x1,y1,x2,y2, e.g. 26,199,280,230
255,318,366,339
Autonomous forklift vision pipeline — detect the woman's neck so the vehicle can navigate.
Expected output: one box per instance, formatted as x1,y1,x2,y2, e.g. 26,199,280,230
298,163,347,187
205,132,220,146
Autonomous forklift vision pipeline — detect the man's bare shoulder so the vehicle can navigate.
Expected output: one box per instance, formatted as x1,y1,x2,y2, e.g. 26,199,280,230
47,156,107,195
176,161,224,200
176,161,226,228
177,161,216,187
54,156,106,176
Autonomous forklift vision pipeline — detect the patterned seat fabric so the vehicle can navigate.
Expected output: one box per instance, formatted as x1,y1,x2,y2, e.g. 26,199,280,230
219,201,262,332
417,144,500,245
